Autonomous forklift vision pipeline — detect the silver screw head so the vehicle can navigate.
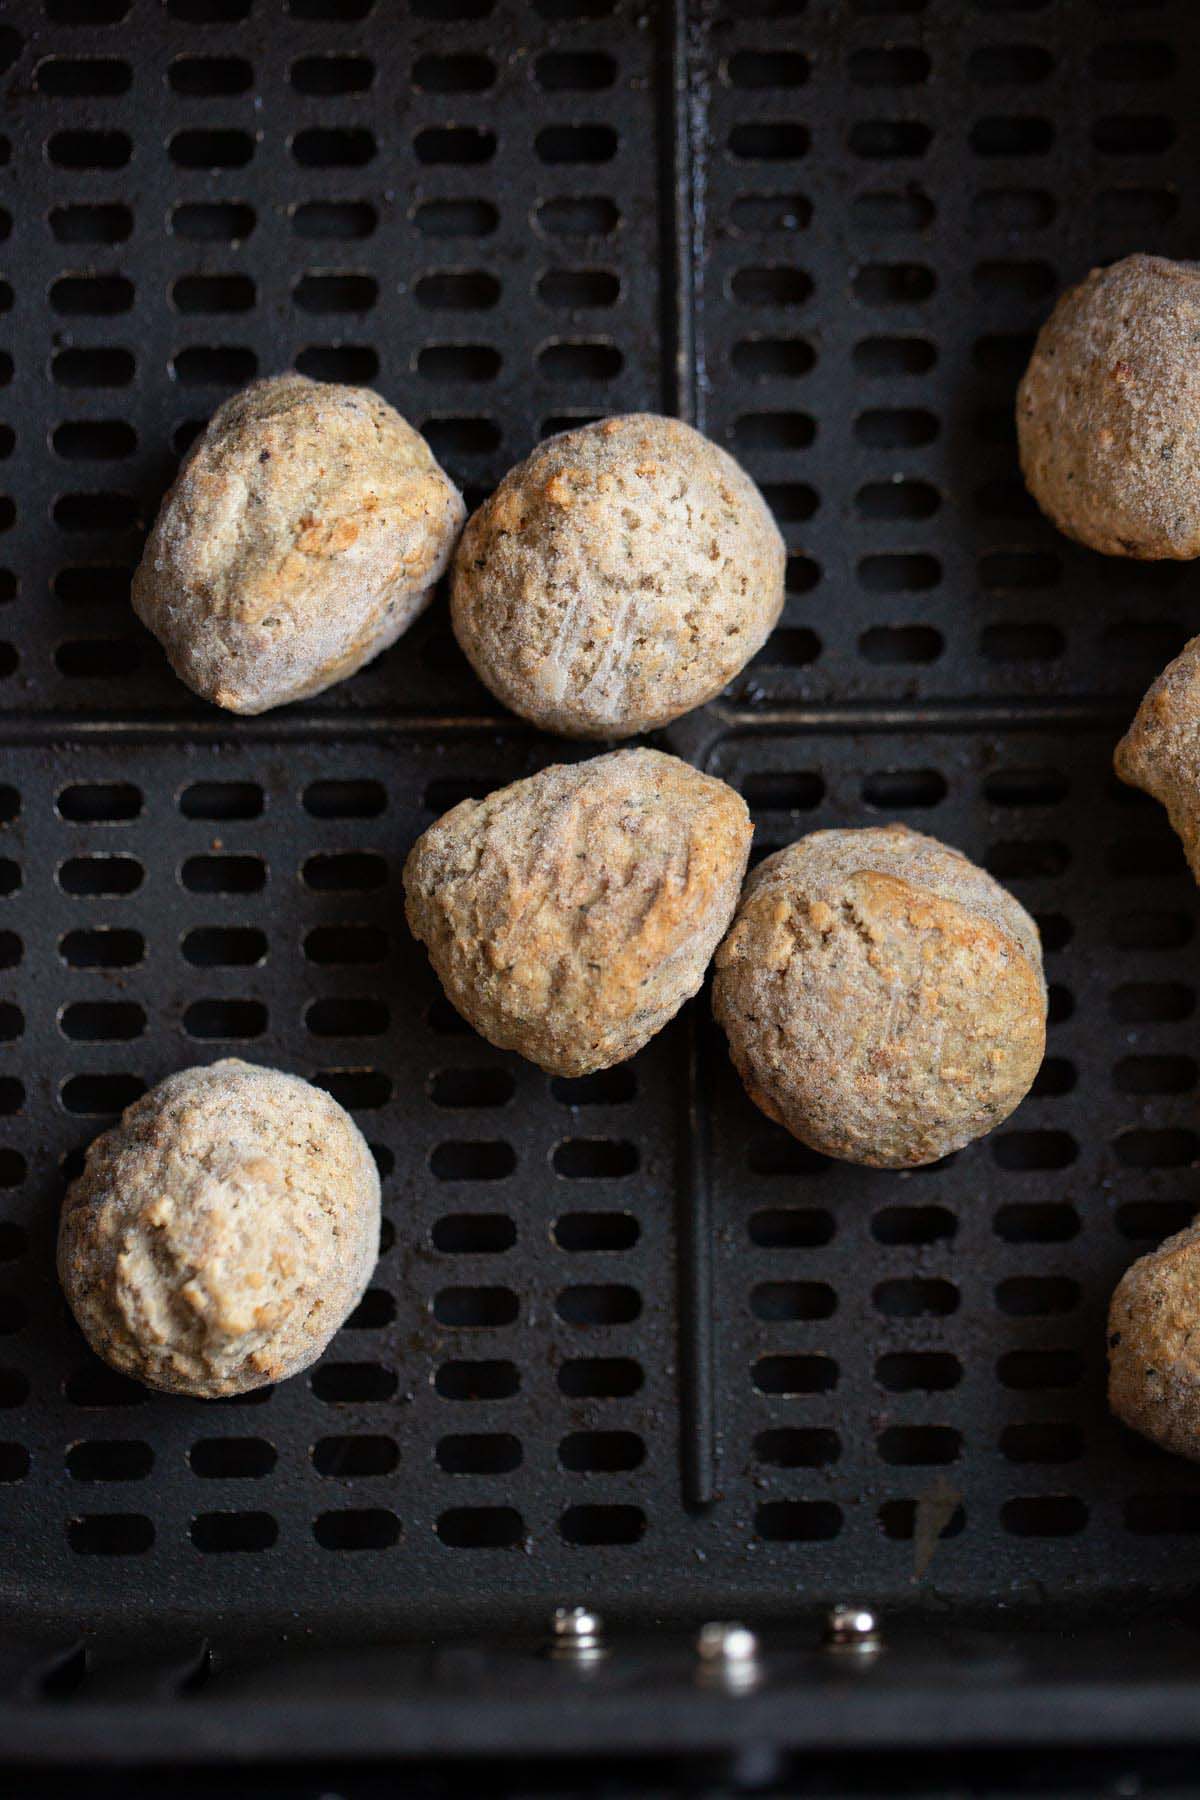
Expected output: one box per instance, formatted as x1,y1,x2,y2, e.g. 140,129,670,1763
549,1604,607,1661
696,1620,762,1689
823,1603,882,1655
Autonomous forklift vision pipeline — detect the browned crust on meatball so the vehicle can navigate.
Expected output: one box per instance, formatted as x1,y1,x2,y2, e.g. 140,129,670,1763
1109,1222,1200,1461
404,747,752,1075
132,374,465,713
712,824,1046,1168
450,413,786,739
1114,633,1200,885
1017,254,1200,559
58,1059,380,1397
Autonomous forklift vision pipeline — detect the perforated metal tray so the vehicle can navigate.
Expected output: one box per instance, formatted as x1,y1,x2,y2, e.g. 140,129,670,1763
4,0,1200,1766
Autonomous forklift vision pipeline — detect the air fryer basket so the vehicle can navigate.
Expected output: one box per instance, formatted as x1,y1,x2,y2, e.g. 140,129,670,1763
3,0,1200,1766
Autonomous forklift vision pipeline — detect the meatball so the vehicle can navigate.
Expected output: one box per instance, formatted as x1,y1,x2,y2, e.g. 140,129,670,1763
132,374,465,712
712,824,1046,1168
1114,633,1200,885
1109,1222,1200,1461
1017,254,1200,559
450,414,785,738
404,747,752,1075
58,1059,380,1397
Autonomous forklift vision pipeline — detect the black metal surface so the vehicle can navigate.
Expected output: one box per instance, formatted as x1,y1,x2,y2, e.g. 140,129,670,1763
2,0,1200,1761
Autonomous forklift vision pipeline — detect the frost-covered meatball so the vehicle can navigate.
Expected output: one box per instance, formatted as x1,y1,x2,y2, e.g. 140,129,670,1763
404,748,752,1074
58,1059,380,1397
712,824,1046,1168
1017,255,1200,559
450,414,785,738
133,375,465,712
1109,1221,1200,1461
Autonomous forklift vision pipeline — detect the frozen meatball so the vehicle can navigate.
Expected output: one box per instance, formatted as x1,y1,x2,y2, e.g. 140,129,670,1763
132,374,465,712
450,414,785,738
712,824,1046,1168
1017,255,1200,558
58,1059,380,1397
1109,1222,1200,1461
1114,634,1200,885
404,747,752,1075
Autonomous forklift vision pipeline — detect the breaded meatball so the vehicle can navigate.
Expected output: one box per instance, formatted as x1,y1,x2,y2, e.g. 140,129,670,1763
1114,633,1200,885
1109,1222,1200,1461
1017,255,1200,559
450,414,785,738
132,374,465,712
712,824,1046,1168
404,747,752,1075
58,1059,380,1397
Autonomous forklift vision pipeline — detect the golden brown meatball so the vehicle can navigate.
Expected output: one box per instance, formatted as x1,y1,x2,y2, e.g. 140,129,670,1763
450,414,785,738
1017,254,1200,558
58,1059,380,1397
712,824,1046,1168
404,748,752,1075
133,374,465,712
1109,1222,1200,1461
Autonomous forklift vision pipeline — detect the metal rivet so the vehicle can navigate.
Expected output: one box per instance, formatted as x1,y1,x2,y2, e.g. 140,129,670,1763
822,1603,882,1656
549,1604,607,1662
696,1620,762,1690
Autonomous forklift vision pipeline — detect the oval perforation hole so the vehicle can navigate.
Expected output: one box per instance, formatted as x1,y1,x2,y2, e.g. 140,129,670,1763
1002,1423,1084,1465
437,1432,522,1474
312,1436,398,1478
560,1504,645,1545
557,1284,641,1326
878,1426,960,1467
438,1506,523,1548
314,1510,399,1551
553,1139,638,1179
69,1515,153,1555
754,1354,837,1396
67,1440,153,1483
877,1352,961,1393
557,1357,642,1398
756,1501,841,1542
180,782,263,821
874,1278,959,1318
552,1212,640,1253
551,1068,637,1107
57,782,141,822
998,1349,1083,1391
434,1286,518,1328
191,1512,277,1553
61,1001,145,1042
558,1430,644,1473
1002,1497,1087,1538
311,1363,397,1405
436,1360,520,1401
751,1280,836,1321
755,1428,839,1469
748,1207,834,1248
880,1500,965,1544
61,1074,145,1117
188,1439,276,1480
182,928,266,968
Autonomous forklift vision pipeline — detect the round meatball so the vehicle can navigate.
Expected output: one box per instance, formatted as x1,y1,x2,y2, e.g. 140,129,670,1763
58,1059,380,1397
712,824,1046,1168
450,414,785,738
404,748,752,1075
1114,633,1200,886
132,374,465,712
1017,254,1200,559
1109,1222,1200,1461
